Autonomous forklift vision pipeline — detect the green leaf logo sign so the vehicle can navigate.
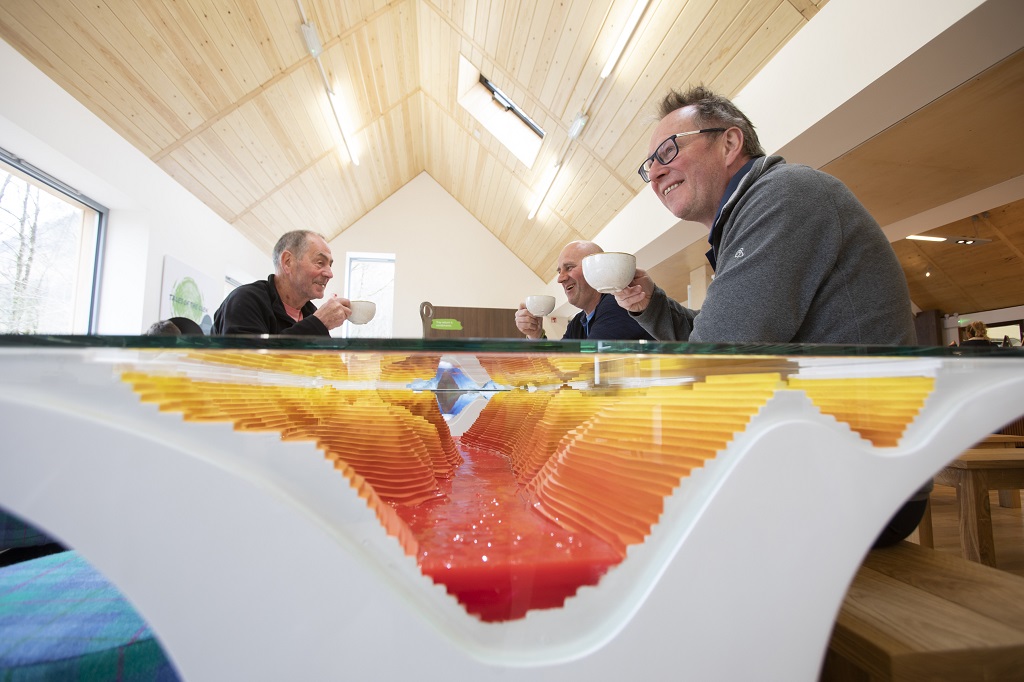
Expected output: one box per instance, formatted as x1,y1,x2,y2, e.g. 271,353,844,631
169,277,204,320
430,318,463,331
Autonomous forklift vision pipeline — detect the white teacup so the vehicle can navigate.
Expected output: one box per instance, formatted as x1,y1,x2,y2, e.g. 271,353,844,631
348,300,376,325
525,295,556,317
582,252,637,293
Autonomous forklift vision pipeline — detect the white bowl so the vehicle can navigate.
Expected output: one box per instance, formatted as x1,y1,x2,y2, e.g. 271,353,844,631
582,252,636,293
348,300,376,325
525,295,556,317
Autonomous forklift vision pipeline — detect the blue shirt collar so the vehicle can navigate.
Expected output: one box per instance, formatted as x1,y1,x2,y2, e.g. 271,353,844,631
580,306,597,335
706,156,762,270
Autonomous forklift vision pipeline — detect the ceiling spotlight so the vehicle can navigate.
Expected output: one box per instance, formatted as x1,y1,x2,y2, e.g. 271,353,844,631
300,22,323,57
568,112,589,140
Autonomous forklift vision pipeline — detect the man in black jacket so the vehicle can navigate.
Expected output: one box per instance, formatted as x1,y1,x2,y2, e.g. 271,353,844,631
514,240,653,341
212,230,352,335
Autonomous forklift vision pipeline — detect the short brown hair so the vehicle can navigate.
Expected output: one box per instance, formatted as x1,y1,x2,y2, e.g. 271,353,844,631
657,85,765,158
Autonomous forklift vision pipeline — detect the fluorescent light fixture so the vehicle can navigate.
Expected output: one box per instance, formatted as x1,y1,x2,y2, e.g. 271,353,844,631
600,0,651,79
327,90,359,166
295,1,359,167
528,163,561,220
906,234,991,245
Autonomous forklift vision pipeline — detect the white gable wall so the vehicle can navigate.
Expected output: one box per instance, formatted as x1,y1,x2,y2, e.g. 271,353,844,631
326,172,546,338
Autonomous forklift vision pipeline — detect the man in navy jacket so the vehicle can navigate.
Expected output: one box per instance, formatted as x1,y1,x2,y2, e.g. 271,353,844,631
515,240,653,341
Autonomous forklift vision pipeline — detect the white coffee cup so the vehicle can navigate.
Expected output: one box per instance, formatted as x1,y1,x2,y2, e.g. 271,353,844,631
348,300,376,325
525,295,556,317
581,252,637,293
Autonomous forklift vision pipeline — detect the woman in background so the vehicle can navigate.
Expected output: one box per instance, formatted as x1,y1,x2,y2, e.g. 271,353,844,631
960,320,997,347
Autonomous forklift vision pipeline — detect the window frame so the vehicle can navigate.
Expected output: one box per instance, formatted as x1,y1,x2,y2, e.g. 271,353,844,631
0,146,108,334
343,251,395,339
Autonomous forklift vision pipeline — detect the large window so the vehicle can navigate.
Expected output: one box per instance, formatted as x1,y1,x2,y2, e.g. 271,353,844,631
0,147,105,334
343,252,394,338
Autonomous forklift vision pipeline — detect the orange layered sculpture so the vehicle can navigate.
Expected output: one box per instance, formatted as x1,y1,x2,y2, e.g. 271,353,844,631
123,352,934,621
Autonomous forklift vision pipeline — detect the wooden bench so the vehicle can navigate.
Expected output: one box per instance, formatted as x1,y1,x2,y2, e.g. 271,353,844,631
822,541,1024,681
974,434,1024,449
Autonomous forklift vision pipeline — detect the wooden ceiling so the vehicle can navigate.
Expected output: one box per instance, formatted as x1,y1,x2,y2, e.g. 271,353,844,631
893,199,1024,316
0,0,827,280
1,0,1021,320
832,47,1024,317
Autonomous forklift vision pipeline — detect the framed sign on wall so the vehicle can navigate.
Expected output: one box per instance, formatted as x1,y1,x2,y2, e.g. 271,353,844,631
159,256,220,334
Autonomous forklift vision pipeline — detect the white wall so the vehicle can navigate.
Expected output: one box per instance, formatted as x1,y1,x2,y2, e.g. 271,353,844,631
326,173,547,338
0,39,268,334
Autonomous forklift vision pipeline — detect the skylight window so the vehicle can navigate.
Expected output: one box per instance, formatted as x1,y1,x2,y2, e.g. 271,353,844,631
457,55,544,168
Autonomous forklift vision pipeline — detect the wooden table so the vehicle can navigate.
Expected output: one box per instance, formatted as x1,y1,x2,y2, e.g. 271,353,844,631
972,434,1024,508
927,448,1024,567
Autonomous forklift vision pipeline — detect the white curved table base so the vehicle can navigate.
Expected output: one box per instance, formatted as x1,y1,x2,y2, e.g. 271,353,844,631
2,351,1023,681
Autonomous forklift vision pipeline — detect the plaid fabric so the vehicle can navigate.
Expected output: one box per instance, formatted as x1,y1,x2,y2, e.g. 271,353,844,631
0,511,53,550
0,552,180,681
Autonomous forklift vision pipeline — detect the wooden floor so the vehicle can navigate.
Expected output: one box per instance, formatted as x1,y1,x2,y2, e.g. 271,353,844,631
909,484,1024,577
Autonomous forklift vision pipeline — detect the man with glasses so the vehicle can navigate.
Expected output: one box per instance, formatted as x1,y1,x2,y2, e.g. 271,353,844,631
618,86,916,347
621,86,922,549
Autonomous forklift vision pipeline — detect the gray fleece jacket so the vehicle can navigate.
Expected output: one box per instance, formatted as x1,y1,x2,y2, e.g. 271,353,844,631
634,156,917,345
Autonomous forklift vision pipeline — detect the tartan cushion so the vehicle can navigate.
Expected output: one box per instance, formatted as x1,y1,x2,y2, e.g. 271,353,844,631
0,551,180,681
0,510,54,550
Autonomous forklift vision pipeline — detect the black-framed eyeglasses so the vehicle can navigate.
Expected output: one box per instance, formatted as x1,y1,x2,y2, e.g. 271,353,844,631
638,128,727,182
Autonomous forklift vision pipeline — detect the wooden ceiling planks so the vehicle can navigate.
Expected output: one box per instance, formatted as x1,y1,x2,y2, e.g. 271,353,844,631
824,48,1024,228
711,2,805,97
553,0,616,126
785,0,827,21
0,3,170,155
1,0,836,284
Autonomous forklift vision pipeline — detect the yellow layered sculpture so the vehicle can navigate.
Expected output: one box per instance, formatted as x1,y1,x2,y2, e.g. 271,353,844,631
121,361,937,606
523,373,785,554
459,389,554,456
789,376,934,446
179,350,442,384
121,372,465,556
476,356,593,387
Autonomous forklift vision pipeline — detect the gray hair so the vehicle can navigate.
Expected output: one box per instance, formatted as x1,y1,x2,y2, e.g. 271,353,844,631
272,230,323,272
657,86,766,158
145,320,181,336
